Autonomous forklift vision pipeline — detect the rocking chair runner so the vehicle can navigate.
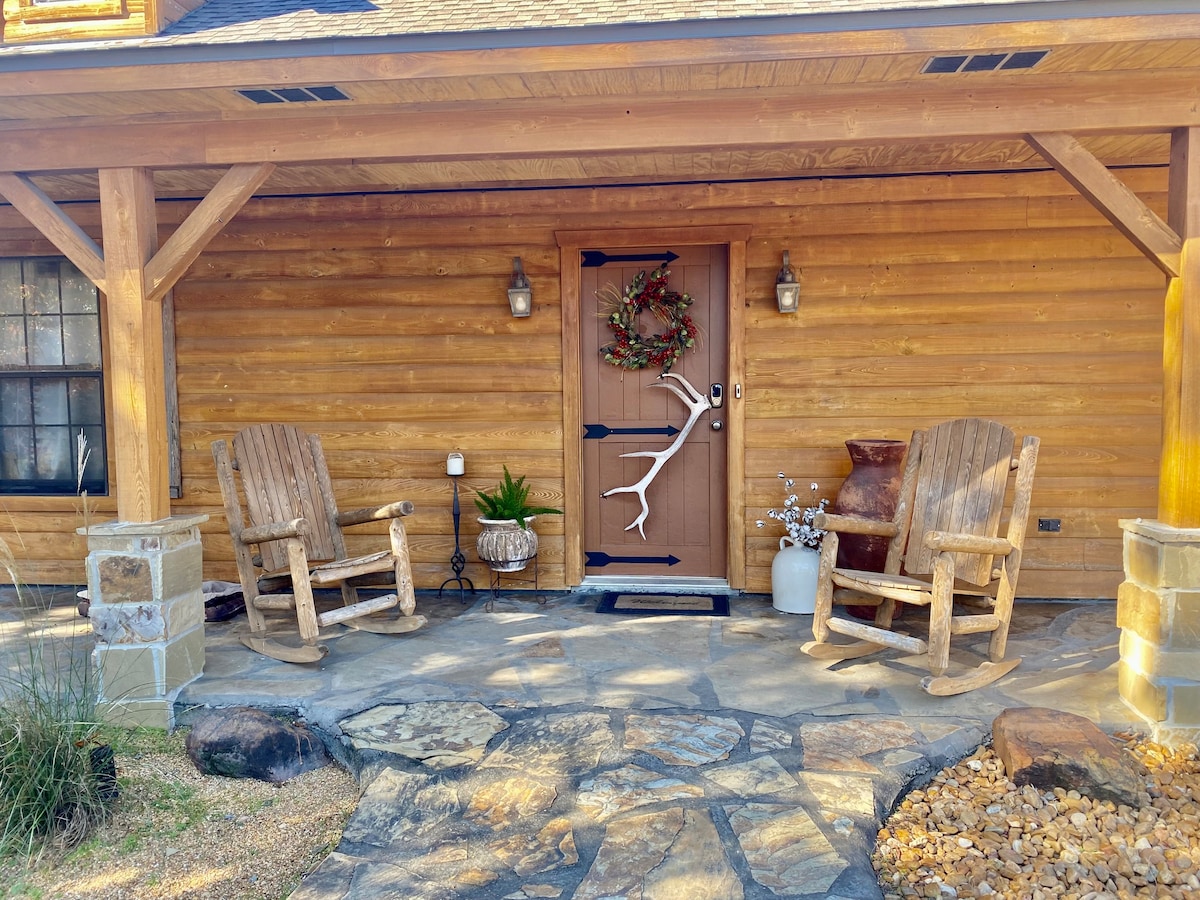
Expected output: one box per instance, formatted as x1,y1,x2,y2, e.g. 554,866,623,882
801,418,1039,695
212,424,426,663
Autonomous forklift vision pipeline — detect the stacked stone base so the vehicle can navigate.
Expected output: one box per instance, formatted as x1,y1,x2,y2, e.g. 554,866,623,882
80,514,208,729
1118,518,1200,747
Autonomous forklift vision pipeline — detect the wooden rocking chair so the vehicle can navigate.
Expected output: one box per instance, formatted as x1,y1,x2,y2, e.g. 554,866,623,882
212,424,426,663
801,418,1039,695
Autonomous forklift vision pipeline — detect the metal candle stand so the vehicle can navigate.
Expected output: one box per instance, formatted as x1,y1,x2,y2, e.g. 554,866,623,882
439,457,475,602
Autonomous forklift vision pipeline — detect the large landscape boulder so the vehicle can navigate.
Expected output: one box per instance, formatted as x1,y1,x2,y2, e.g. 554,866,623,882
186,706,330,783
992,707,1146,808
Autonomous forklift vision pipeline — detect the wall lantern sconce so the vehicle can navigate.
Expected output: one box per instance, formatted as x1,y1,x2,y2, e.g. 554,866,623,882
775,250,800,314
507,257,533,317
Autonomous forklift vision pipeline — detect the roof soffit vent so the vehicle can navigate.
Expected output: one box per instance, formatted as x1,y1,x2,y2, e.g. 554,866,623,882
923,49,1049,75
237,85,351,104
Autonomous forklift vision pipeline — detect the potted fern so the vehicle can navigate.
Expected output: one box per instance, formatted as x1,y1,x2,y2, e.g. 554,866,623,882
474,466,561,572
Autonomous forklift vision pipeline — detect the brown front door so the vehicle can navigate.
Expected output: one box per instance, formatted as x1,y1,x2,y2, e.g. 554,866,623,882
581,244,728,579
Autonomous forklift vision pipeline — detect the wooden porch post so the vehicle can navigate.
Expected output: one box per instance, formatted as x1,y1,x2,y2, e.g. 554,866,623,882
1160,127,1200,528
98,167,170,523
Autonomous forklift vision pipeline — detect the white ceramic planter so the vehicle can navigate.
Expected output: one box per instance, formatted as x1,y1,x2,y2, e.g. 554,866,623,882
476,516,538,572
771,537,820,614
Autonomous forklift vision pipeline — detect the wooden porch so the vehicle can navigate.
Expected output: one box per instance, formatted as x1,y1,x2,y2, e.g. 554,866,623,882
0,3,1197,601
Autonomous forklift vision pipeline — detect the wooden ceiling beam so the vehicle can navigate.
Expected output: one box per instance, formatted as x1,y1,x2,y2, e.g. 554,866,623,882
144,162,274,303
1,14,1199,98
0,172,106,289
1026,131,1182,277
1,75,1197,174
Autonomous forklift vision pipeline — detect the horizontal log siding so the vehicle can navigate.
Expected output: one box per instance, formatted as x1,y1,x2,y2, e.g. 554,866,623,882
0,168,1166,597
744,169,1166,599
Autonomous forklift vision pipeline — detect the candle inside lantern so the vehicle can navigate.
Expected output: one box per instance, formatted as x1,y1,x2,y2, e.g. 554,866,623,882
446,452,465,476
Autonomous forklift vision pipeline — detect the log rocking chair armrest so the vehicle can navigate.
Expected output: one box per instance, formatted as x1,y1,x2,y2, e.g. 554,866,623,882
337,499,416,528
924,531,1014,556
814,511,899,537
239,517,311,545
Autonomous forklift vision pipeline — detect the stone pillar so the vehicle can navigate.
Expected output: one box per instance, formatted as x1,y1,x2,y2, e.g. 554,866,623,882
1117,518,1200,747
79,514,208,730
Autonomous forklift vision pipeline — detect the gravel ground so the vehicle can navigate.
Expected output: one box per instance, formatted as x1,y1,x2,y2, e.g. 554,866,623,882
875,735,1200,899
0,732,359,900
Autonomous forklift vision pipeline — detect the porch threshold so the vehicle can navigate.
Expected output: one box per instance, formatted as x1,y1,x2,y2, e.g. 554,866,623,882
577,575,736,595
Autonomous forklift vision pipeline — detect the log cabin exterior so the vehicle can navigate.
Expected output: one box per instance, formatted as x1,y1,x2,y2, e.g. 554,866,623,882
1,0,1199,605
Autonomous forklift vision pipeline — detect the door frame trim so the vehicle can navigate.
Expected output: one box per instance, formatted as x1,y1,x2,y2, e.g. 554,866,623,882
555,225,752,588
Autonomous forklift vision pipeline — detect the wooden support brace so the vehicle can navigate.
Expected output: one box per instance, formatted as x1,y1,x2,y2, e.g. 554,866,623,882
950,614,1002,635
0,172,106,290
317,594,397,628
1026,131,1182,277
827,616,928,655
144,162,274,304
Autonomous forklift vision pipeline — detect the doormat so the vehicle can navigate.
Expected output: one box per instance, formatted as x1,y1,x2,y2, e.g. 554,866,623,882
595,593,730,617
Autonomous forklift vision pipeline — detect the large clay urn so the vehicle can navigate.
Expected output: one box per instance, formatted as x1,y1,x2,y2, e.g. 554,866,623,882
832,439,908,572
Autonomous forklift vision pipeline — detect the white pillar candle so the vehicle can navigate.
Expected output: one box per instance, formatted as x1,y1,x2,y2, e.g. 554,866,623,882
446,452,465,476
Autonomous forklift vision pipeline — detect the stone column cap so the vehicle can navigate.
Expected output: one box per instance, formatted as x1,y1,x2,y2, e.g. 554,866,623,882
1120,518,1200,542
77,513,209,537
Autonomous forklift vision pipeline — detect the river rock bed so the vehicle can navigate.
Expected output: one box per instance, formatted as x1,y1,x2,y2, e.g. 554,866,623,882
874,735,1200,899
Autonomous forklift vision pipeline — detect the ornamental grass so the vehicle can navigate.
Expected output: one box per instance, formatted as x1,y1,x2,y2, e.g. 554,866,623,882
0,534,110,861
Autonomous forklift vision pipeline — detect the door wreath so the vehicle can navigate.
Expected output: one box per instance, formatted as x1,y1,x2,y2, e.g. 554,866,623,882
599,267,698,373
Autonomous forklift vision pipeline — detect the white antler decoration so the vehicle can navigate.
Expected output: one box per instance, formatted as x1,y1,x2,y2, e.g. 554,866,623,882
602,372,711,539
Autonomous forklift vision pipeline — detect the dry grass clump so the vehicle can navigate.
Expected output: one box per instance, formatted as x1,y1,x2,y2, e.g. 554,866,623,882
0,538,110,863
0,728,359,900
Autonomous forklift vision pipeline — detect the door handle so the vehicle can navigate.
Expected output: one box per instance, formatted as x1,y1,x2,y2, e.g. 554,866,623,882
711,420,723,431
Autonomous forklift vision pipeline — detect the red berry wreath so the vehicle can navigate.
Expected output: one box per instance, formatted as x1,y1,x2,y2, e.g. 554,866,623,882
600,267,698,373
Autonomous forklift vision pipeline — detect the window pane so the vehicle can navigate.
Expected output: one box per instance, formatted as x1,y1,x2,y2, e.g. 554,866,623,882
0,257,107,496
59,264,98,314
0,379,32,425
34,425,72,480
62,314,100,366
0,317,26,366
28,315,63,365
68,377,103,423
0,426,34,480
25,260,61,315
0,260,22,314
32,378,68,425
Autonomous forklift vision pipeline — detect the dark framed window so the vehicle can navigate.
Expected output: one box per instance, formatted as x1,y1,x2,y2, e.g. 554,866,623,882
0,258,107,496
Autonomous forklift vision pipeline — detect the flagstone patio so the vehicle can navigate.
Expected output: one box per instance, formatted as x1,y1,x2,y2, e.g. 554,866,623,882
1,587,1138,899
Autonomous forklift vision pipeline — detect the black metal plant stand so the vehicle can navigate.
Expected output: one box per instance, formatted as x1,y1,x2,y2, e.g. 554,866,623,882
486,555,539,612
438,473,475,602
